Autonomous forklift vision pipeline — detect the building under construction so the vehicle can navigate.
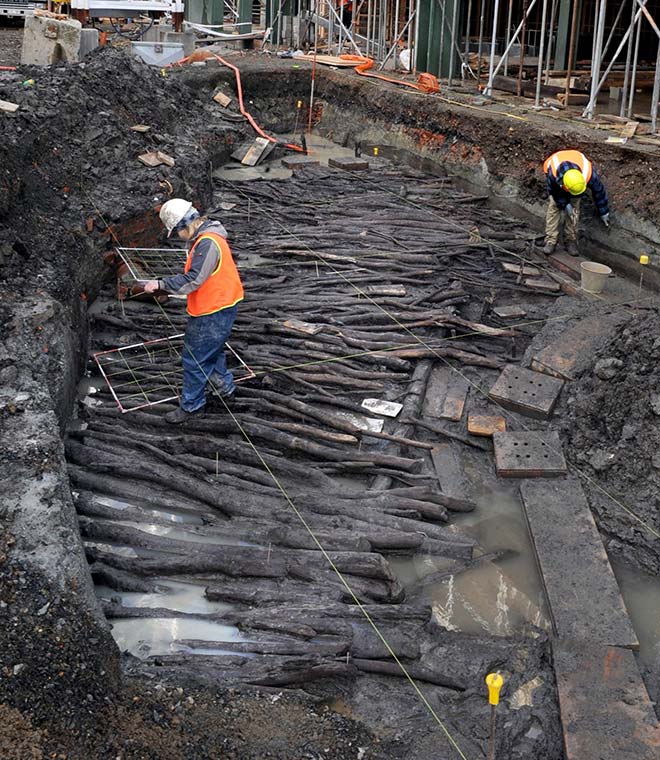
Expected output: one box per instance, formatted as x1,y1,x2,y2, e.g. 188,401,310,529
0,4,660,760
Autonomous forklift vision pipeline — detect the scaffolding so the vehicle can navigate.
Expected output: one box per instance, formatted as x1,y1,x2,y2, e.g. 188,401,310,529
257,0,660,128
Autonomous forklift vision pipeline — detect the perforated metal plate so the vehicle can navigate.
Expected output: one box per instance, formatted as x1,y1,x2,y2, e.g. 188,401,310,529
488,364,564,420
493,431,567,477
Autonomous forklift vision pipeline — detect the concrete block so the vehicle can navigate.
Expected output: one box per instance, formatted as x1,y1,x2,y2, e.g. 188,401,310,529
164,31,195,57
79,28,99,58
21,14,82,66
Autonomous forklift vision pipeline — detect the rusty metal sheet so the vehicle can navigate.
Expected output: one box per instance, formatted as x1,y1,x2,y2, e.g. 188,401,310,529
489,364,564,419
520,478,637,647
493,431,567,477
424,366,469,422
554,641,660,760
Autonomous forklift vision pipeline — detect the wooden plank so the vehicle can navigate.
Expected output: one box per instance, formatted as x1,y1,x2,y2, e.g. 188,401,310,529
492,304,527,319
328,156,370,171
489,364,564,419
431,443,471,500
130,124,150,132
530,312,626,381
0,99,19,113
155,151,175,168
212,90,232,107
241,137,274,167
554,641,660,760
501,261,540,276
523,277,561,292
493,431,567,477
281,157,320,169
281,318,324,335
467,415,506,437
137,151,162,167
424,366,469,422
547,251,583,280
520,479,638,647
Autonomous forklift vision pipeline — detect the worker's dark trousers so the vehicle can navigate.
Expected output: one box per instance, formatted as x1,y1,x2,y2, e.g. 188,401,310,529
180,305,238,412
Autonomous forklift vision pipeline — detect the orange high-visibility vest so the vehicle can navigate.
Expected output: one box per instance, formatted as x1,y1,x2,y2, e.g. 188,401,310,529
543,150,593,182
185,231,244,317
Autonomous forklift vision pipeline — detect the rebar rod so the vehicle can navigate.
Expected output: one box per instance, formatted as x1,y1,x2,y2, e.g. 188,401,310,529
535,0,550,106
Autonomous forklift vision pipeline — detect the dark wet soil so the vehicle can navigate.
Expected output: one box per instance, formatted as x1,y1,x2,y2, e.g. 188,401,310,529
0,20,22,68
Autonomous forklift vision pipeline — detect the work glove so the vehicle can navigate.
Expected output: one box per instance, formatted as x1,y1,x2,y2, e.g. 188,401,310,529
601,213,610,228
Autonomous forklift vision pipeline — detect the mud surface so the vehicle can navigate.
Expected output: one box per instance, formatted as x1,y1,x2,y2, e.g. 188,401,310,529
559,310,660,573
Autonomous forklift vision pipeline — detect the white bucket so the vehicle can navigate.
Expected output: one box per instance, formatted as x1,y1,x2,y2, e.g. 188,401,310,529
580,261,612,294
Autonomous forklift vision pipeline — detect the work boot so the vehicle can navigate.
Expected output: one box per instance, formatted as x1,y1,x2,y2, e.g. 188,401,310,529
566,241,580,257
542,241,556,255
165,406,205,425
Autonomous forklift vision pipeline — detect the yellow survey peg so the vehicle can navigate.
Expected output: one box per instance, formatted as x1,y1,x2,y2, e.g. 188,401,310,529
640,254,650,265
486,673,504,705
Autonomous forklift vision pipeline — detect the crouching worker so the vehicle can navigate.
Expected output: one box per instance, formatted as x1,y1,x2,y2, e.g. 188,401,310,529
143,199,244,424
542,149,610,257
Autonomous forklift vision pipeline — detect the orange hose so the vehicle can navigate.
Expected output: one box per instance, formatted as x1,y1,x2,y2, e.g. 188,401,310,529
212,55,304,153
339,54,440,94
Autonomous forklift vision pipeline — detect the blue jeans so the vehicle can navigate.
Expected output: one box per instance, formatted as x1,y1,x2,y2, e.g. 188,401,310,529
180,306,237,412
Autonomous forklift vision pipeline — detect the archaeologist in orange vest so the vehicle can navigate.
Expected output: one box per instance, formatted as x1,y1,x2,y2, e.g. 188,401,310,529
542,149,610,256
143,199,244,424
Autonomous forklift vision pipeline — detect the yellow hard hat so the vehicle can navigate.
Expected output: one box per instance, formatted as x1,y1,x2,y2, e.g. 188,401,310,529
562,168,587,196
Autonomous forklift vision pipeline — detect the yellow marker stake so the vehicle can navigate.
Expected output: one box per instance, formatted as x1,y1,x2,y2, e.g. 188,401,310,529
297,100,303,109
640,254,649,265
638,255,649,310
486,672,503,705
486,673,504,760
373,146,379,156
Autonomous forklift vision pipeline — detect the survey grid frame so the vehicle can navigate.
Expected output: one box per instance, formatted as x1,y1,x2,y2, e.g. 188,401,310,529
93,334,255,414
116,247,188,281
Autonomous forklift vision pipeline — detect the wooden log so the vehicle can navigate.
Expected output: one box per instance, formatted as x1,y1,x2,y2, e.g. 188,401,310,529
352,658,466,691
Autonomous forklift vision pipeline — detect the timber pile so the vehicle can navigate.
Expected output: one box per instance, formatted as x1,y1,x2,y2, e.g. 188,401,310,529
68,164,561,691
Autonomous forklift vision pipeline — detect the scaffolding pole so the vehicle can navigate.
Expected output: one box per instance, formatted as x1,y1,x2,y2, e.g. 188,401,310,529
477,0,486,84
483,0,539,96
564,0,579,103
626,10,643,117
620,0,637,116
585,0,608,119
652,38,660,132
543,0,559,85
487,0,502,98
504,0,514,75
447,0,460,86
535,0,550,106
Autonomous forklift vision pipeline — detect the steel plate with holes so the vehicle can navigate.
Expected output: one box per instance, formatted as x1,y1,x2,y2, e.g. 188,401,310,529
493,431,567,477
488,364,564,420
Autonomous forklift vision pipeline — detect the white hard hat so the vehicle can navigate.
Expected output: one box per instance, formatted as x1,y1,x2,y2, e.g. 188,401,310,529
159,198,198,237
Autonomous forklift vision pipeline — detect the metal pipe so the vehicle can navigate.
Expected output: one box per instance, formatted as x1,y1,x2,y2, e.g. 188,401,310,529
620,0,637,116
651,39,660,132
448,0,460,87
439,0,447,77
476,0,486,85
591,0,600,66
543,0,559,84
504,0,514,75
463,0,474,79
535,0,550,106
517,0,529,96
627,10,642,117
393,0,400,68
413,0,420,74
600,0,628,64
564,0,579,104
487,0,502,96
366,0,372,57
585,0,608,119
483,0,538,95
408,0,415,64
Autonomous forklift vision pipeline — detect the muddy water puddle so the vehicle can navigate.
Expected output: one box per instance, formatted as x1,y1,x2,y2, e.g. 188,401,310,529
392,480,550,637
612,560,660,665
97,579,246,659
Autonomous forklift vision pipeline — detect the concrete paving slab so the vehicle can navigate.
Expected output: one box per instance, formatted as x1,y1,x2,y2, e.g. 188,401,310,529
520,479,638,647
494,431,567,477
554,641,660,760
489,363,564,419
328,156,370,171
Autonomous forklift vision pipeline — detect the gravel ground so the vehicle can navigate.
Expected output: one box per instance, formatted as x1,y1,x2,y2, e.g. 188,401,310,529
0,21,23,67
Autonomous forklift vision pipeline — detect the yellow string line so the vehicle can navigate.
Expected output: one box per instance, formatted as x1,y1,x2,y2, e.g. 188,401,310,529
88,198,473,760
227,178,660,542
